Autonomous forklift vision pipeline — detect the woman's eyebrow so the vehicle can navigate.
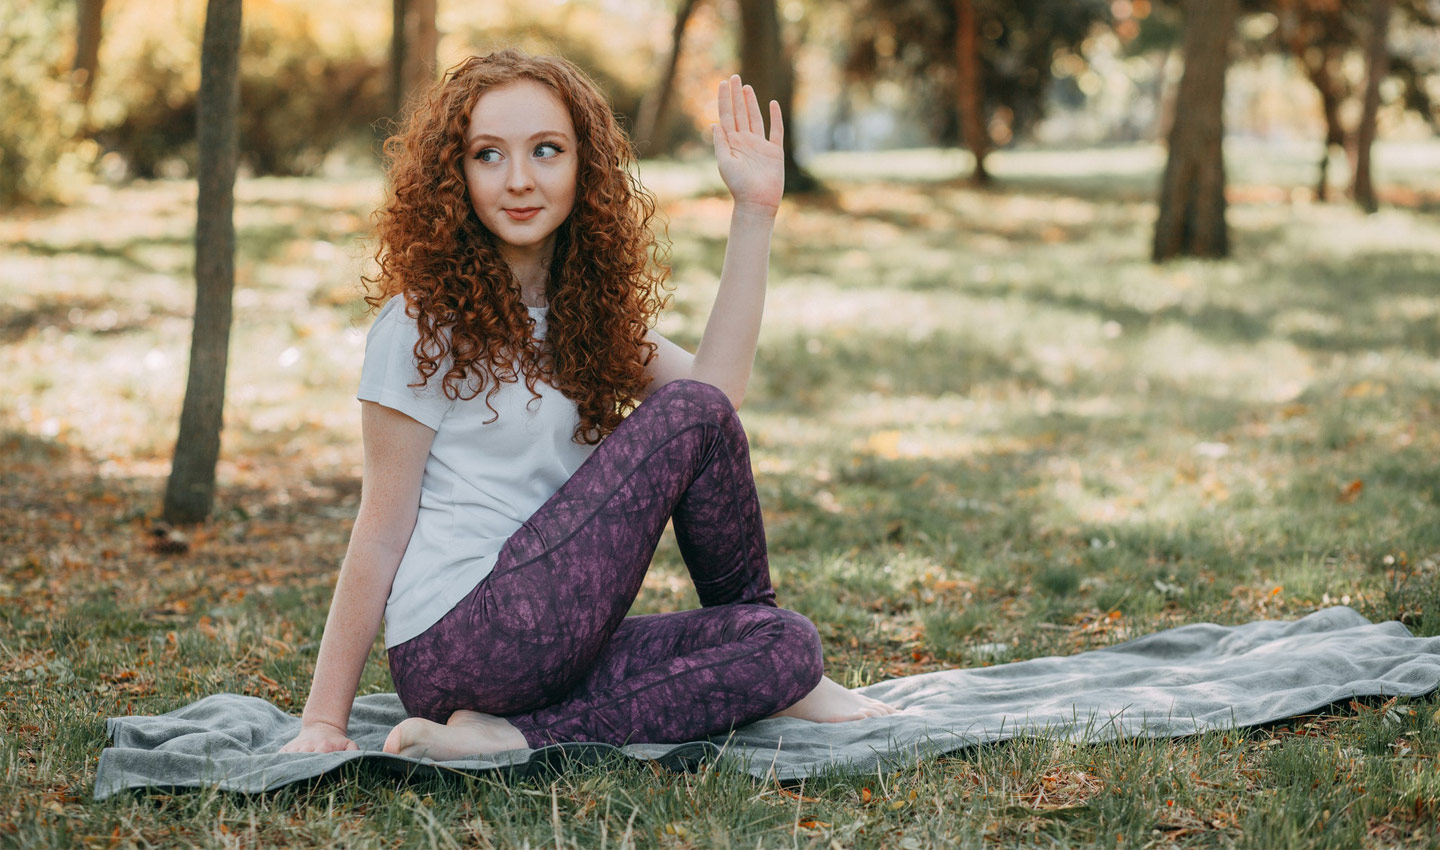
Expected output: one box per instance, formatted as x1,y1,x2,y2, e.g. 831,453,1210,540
466,130,573,145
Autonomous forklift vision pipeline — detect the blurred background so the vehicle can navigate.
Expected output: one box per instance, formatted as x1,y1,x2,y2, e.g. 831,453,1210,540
7,0,1439,199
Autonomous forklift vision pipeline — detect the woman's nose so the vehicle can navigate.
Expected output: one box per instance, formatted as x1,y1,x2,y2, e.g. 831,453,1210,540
506,160,534,192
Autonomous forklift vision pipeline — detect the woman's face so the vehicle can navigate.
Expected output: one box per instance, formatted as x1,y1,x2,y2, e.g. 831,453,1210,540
462,78,579,264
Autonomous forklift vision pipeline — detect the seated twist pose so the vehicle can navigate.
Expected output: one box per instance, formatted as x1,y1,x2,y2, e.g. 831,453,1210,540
280,48,896,759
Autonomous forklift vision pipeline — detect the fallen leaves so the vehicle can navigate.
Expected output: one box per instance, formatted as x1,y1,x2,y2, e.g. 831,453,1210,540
1337,479,1364,504
1018,767,1106,812
147,523,190,555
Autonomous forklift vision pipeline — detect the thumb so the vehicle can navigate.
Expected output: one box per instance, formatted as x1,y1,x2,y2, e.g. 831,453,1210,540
711,123,726,157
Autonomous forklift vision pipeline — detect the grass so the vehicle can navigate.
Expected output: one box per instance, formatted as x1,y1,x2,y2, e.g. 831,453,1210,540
2,140,1440,847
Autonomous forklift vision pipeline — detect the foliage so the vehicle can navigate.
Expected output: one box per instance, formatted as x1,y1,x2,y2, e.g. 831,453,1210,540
1248,0,1440,131
839,0,1112,146
89,1,387,179
1142,0,1440,128
0,0,98,206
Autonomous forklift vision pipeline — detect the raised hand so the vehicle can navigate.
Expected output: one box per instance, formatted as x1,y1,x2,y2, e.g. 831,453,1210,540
712,74,784,215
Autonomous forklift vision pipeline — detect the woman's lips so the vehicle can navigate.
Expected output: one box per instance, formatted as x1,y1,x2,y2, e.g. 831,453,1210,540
505,207,541,221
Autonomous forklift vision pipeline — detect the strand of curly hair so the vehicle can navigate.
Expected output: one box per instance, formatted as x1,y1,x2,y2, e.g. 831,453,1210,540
361,48,673,444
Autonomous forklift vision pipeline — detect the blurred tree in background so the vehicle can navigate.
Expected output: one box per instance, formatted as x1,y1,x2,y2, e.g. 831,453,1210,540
633,0,702,156
838,0,1112,181
738,0,816,191
1265,0,1438,204
1152,0,1237,261
391,0,438,117
72,0,105,117
86,1,387,179
0,0,98,206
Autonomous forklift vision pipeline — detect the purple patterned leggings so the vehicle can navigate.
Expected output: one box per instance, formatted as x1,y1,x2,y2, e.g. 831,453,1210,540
387,379,826,748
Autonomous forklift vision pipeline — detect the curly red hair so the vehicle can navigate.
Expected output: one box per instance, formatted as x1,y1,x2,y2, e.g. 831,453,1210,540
363,48,671,444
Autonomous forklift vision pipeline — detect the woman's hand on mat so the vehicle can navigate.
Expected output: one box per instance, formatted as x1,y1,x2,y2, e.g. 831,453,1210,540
712,74,784,216
278,719,358,754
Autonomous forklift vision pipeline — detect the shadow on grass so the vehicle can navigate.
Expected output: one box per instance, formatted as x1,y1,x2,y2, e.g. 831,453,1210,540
0,293,188,343
7,235,188,274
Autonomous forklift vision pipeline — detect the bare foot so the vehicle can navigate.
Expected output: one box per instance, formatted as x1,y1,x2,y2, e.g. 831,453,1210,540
382,709,529,760
767,675,900,723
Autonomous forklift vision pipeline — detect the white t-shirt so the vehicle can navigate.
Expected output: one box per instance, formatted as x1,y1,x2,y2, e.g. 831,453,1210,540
357,296,598,648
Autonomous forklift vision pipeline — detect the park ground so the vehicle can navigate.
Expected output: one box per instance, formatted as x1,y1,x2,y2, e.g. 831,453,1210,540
3,141,1440,847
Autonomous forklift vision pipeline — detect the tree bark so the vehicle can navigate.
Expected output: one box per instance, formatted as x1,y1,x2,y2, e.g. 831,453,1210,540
73,0,105,112
391,0,438,117
1277,0,1345,201
1310,54,1345,201
634,0,701,156
163,0,241,524
1152,0,1235,262
954,0,990,183
1351,0,1392,213
736,0,818,192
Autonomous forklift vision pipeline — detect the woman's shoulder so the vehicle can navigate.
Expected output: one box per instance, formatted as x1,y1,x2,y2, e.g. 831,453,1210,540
365,294,429,344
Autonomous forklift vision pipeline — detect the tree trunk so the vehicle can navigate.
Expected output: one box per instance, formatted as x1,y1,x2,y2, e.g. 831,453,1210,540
954,0,990,184
1311,54,1345,201
73,0,105,113
633,0,701,156
163,0,242,525
391,0,438,117
1152,0,1235,262
1277,0,1345,202
1351,0,1391,214
736,0,818,193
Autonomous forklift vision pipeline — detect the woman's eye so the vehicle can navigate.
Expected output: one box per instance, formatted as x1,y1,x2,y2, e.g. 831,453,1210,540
475,149,501,163
535,143,563,159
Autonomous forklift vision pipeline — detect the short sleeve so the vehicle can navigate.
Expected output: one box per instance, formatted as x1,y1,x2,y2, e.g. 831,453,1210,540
357,297,454,430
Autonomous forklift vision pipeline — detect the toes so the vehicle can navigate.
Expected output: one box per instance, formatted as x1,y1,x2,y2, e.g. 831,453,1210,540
382,727,402,755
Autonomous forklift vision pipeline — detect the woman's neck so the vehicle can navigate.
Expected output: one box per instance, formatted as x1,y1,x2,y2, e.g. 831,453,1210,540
501,243,552,308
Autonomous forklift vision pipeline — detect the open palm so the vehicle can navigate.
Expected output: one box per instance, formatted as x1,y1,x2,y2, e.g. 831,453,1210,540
713,75,784,213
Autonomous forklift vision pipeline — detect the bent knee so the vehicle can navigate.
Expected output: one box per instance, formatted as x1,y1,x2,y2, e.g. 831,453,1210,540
650,378,732,410
645,379,739,426
765,608,825,690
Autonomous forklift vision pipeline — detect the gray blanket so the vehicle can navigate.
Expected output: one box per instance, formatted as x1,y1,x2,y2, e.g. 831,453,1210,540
93,606,1440,799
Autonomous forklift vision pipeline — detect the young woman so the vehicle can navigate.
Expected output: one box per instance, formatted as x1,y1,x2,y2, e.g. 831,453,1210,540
280,49,896,760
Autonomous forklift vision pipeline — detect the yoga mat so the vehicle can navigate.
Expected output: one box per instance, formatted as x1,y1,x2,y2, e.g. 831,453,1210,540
93,606,1440,799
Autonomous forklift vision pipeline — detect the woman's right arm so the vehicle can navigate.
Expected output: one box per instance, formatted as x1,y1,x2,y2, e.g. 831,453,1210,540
279,400,436,753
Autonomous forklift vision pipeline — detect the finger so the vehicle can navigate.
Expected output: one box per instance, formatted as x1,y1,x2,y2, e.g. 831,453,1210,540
729,75,747,133
769,99,784,148
711,122,728,158
744,84,764,135
346,740,358,750
716,79,733,135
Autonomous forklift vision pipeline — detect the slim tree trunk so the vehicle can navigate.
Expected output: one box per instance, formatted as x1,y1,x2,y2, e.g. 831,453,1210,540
1351,0,1391,213
1277,0,1345,202
634,0,701,156
1152,0,1235,262
736,0,818,192
163,0,241,524
73,0,105,112
1312,56,1345,201
954,0,990,183
391,0,437,117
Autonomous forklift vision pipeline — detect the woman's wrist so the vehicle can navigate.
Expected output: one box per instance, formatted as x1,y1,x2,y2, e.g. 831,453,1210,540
731,201,778,224
299,715,349,733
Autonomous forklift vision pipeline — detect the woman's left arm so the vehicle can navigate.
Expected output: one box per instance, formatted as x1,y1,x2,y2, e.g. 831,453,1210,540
644,74,784,410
